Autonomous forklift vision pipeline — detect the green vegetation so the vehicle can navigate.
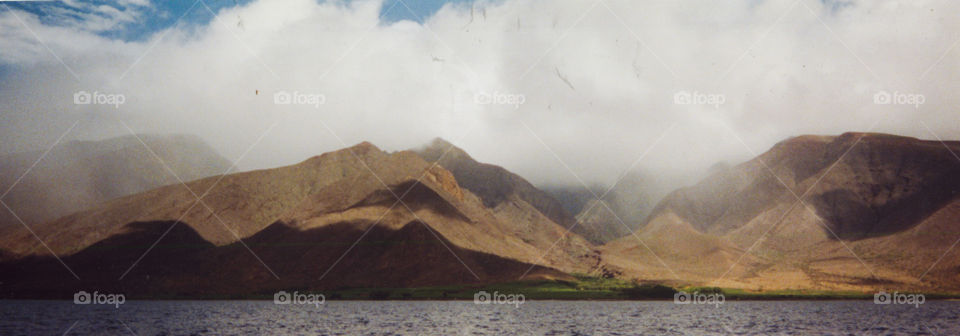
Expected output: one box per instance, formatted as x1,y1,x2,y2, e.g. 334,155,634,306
320,275,674,300
701,288,872,300
131,276,960,301
678,287,960,300
316,278,960,301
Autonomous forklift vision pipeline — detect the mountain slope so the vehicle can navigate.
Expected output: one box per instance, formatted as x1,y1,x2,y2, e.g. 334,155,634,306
0,134,232,231
544,171,682,244
0,142,384,257
413,139,602,269
602,133,960,291
0,218,568,298
414,138,578,229
0,140,596,297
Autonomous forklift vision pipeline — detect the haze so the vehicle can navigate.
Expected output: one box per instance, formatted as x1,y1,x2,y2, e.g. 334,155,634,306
1,0,958,190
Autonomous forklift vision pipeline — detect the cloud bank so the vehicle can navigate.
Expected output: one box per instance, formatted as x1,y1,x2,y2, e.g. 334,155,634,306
1,0,958,189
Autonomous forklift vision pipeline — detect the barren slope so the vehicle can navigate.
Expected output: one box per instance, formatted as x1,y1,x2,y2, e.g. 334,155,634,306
603,133,960,292
0,134,231,232
0,141,596,297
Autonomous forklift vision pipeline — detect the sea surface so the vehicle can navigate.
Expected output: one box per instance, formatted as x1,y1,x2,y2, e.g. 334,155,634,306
1,300,958,335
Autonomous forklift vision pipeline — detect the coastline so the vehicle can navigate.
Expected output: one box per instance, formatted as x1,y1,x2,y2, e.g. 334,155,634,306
8,276,957,301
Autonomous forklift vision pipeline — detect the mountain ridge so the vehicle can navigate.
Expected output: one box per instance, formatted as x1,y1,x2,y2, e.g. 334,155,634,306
0,139,599,297
0,134,232,233
602,132,960,291
2,133,960,296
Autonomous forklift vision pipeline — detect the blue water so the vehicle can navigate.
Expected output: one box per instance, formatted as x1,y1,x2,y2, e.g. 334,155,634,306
2,300,958,335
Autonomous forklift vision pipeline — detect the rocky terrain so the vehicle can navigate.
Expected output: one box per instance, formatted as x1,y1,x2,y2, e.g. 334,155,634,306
0,141,594,298
2,133,960,298
601,133,960,292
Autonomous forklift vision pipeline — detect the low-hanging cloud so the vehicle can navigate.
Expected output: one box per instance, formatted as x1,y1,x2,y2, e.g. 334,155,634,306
1,0,958,189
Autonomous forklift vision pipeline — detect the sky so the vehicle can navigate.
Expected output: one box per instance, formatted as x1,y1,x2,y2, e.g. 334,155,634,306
0,0,958,190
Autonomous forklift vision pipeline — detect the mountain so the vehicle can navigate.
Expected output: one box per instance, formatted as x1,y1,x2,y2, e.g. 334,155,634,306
0,141,598,297
412,139,618,274
602,133,960,292
414,138,579,231
0,134,232,232
6,132,959,296
543,171,681,244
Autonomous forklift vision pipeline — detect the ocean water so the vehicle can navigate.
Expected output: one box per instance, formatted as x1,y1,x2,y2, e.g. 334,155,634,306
1,300,957,335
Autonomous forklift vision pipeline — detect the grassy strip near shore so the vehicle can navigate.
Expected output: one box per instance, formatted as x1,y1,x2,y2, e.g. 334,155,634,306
290,275,960,301
320,274,669,300
96,275,958,300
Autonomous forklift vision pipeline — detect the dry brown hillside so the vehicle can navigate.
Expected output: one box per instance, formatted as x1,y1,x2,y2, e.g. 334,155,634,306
0,134,231,232
0,141,598,297
602,133,960,292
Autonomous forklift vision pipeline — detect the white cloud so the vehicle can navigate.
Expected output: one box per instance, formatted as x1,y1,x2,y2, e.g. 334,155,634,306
116,0,152,7
0,0,958,188
30,0,151,33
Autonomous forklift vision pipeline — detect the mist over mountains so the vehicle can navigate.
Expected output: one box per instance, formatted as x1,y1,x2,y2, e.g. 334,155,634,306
543,171,689,244
0,134,231,232
604,132,960,291
1,131,959,298
3,0,959,193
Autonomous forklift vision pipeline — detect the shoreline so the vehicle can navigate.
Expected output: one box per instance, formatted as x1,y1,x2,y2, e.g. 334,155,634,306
5,297,960,302
5,276,958,301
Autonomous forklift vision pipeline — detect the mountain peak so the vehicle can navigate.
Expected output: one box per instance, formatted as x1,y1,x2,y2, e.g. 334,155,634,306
417,137,472,162
306,141,383,164
774,132,920,150
350,141,380,152
411,139,579,231
428,137,453,147
834,132,922,144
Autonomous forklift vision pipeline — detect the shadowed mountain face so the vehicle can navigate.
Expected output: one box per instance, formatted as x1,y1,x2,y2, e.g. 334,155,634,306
603,133,960,292
0,134,232,231
0,219,566,298
648,133,960,239
0,141,592,298
414,138,578,231
414,136,647,246
5,133,960,297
